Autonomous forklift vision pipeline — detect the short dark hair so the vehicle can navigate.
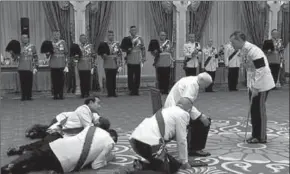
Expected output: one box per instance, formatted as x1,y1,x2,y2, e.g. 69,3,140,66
98,117,111,130
108,129,118,143
271,29,278,33
230,31,246,41
108,30,114,34
80,34,86,37
130,26,136,29
84,95,100,105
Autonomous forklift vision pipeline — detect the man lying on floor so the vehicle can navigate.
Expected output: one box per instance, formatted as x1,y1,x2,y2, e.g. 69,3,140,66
2,127,118,174
129,97,195,173
7,95,111,156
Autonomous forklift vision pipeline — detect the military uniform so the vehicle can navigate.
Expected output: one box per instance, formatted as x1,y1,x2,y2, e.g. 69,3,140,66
17,43,38,100
126,35,146,95
202,46,218,92
103,41,122,97
183,42,202,76
153,40,173,94
224,44,241,91
78,43,95,98
242,41,275,142
49,40,68,99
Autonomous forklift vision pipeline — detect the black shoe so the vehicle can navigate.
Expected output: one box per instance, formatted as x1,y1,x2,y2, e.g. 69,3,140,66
7,147,23,156
53,96,58,100
188,150,211,157
58,94,64,100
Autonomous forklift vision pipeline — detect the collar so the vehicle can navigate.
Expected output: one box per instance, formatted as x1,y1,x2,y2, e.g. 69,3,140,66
83,104,92,114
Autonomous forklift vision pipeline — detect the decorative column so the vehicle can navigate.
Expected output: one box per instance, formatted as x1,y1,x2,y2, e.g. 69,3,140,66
267,1,283,38
70,1,90,95
173,1,191,81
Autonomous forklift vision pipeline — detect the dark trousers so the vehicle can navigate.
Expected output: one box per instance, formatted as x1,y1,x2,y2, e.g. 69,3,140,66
127,64,141,94
20,132,62,152
228,67,240,91
157,67,171,94
269,63,280,84
105,68,118,96
185,68,197,76
249,90,269,141
1,144,63,174
129,138,181,173
18,71,33,100
51,68,65,98
187,118,211,151
205,71,216,92
79,70,91,97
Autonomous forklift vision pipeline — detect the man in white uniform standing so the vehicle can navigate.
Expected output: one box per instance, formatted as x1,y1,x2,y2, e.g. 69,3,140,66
230,31,275,143
164,72,212,157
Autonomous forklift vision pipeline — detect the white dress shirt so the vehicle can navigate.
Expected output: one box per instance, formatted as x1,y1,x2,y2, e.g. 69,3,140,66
241,41,275,91
164,76,201,120
130,106,190,164
49,127,115,172
224,44,241,68
48,105,100,137
202,46,218,71
183,42,202,68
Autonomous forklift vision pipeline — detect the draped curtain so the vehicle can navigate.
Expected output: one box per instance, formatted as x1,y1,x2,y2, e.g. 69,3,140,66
148,1,174,40
42,1,75,92
240,2,270,48
281,3,290,47
86,1,114,91
188,1,214,42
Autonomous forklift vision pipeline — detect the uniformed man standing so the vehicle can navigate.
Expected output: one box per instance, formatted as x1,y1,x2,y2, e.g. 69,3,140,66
77,34,96,98
102,30,123,97
47,30,69,100
224,42,241,91
230,31,275,144
126,26,146,96
183,33,202,76
15,33,38,101
202,39,218,92
150,31,173,94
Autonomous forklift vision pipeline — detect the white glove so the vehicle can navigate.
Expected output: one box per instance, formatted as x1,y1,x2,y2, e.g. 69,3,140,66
63,66,69,73
91,68,94,75
33,68,37,74
141,63,144,68
117,67,122,73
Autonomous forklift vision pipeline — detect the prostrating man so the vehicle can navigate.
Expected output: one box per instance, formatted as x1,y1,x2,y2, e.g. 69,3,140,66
5,32,38,101
262,29,284,88
183,33,202,76
164,72,212,157
7,95,110,156
71,34,96,98
122,26,146,96
2,127,118,174
230,31,275,144
41,30,69,100
148,31,173,94
129,98,195,173
98,30,123,97
201,39,218,92
224,42,242,91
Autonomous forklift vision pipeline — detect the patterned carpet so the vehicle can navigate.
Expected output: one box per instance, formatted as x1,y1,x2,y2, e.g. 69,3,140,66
94,117,289,174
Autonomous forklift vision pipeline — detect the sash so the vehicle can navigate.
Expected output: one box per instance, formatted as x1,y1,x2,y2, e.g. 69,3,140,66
228,50,238,62
74,126,97,171
132,36,141,48
160,40,169,51
204,56,212,68
155,109,165,138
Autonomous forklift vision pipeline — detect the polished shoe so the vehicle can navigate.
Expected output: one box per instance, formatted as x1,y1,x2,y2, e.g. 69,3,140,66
188,150,211,157
7,147,23,156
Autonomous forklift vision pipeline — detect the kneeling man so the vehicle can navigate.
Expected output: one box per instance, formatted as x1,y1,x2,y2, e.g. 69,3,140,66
2,127,118,174
164,72,212,157
129,98,194,173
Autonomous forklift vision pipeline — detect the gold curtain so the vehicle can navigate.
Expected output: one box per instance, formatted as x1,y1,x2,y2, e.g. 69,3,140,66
0,1,52,60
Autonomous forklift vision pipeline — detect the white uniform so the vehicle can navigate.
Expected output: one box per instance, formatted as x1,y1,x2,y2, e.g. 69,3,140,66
202,46,218,71
224,44,241,68
241,41,275,91
183,42,202,68
48,105,100,137
49,126,115,172
130,106,190,163
164,76,201,120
